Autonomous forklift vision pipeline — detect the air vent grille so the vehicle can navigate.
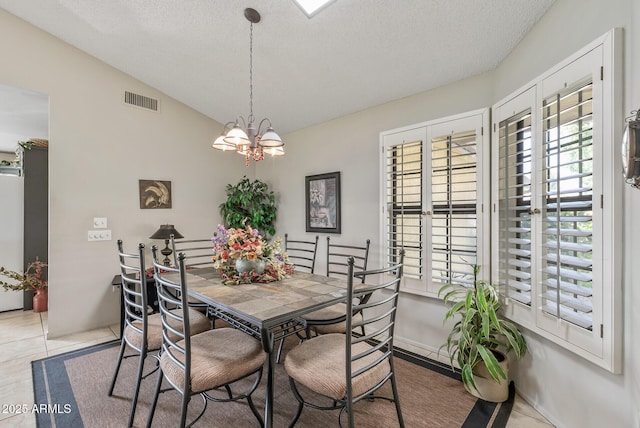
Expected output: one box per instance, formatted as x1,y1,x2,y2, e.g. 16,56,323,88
124,91,158,111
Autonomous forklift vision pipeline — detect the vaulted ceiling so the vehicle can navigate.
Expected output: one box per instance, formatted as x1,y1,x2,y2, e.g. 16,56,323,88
0,0,556,152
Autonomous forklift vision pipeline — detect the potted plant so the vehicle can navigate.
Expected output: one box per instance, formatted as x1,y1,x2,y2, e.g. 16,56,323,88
219,176,277,237
439,265,527,402
0,258,48,312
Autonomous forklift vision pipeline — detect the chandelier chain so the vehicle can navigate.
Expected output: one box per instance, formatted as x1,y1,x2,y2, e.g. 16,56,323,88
248,21,254,123
212,8,283,165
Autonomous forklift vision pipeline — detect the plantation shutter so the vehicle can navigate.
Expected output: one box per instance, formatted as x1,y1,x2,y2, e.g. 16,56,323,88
540,78,594,331
497,109,533,305
430,131,477,287
381,110,488,296
492,31,620,371
384,139,423,279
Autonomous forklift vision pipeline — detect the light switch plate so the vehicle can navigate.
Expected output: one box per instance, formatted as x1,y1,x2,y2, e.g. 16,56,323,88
93,217,107,228
88,230,112,241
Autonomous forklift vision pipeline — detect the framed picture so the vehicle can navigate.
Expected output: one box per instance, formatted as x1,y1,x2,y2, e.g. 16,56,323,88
306,171,341,233
139,179,172,209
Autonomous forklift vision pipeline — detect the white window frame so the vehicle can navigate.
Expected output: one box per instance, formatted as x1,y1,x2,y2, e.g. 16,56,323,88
491,29,622,372
380,109,490,297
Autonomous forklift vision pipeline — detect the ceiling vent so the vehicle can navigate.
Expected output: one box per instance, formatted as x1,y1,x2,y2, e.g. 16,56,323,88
124,91,159,112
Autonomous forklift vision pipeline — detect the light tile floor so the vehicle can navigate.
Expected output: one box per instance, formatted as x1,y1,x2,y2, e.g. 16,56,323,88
0,310,554,427
0,310,119,427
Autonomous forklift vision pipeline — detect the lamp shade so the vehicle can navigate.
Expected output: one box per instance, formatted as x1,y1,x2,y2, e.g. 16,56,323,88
149,224,184,240
259,127,284,147
212,135,235,151
223,125,250,146
264,146,285,156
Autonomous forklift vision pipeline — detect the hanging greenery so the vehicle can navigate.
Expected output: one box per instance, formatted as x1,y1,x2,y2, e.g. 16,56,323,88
219,176,277,237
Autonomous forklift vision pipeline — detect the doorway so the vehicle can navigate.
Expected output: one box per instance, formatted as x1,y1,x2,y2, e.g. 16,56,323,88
0,83,49,312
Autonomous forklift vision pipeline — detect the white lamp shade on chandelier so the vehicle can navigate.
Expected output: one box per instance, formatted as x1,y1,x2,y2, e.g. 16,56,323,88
264,146,285,156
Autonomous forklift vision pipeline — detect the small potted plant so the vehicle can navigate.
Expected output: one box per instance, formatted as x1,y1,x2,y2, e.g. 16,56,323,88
439,265,527,402
0,258,48,312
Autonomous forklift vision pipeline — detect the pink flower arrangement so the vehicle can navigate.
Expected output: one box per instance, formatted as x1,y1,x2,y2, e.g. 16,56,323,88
211,224,293,285
211,224,265,269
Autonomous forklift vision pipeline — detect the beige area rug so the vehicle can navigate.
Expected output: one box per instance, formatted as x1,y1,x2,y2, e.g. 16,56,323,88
32,335,513,427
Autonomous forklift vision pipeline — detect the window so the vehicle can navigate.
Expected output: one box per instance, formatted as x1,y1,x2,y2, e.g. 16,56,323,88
540,78,595,331
431,131,478,287
497,105,533,306
492,29,621,372
381,110,489,295
385,138,424,281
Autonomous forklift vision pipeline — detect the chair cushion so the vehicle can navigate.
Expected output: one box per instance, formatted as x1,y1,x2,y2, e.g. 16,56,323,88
303,303,363,334
312,321,348,334
124,308,210,351
188,295,208,306
160,328,266,393
303,303,347,322
311,312,364,335
284,333,391,400
303,303,346,335
187,296,209,313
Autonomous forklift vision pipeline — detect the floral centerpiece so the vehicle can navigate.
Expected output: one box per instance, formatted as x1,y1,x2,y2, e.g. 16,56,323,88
211,224,294,285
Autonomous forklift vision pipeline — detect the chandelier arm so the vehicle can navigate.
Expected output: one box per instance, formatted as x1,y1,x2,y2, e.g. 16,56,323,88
235,116,247,129
257,118,273,135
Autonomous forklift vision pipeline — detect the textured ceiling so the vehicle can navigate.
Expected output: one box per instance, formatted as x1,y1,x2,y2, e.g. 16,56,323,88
0,0,556,152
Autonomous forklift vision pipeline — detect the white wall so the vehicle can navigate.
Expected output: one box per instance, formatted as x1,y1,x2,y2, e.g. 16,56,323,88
261,0,638,427
0,9,252,337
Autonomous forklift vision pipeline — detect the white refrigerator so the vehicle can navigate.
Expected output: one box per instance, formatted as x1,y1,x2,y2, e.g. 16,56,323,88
0,173,23,311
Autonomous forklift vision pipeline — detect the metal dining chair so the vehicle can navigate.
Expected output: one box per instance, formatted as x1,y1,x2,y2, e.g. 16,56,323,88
170,234,213,313
147,247,266,428
171,235,216,269
284,251,405,427
284,233,319,273
108,240,210,428
325,237,371,279
301,237,371,338
272,234,320,362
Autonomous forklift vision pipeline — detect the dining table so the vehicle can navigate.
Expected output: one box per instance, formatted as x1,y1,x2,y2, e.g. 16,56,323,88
182,267,352,428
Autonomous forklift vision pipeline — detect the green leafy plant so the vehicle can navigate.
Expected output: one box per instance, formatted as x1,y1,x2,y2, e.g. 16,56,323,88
219,176,277,237
0,258,48,292
439,265,527,394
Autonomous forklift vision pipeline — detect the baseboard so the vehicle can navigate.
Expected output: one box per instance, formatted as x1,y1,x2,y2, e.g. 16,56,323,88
393,335,453,365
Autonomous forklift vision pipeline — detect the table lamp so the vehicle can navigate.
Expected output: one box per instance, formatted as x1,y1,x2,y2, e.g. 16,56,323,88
149,224,184,266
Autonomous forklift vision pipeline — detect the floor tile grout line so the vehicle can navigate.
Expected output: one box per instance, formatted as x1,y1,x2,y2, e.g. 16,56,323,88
40,313,51,355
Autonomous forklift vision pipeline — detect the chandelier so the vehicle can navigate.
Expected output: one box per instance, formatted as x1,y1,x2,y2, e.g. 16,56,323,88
212,8,285,167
